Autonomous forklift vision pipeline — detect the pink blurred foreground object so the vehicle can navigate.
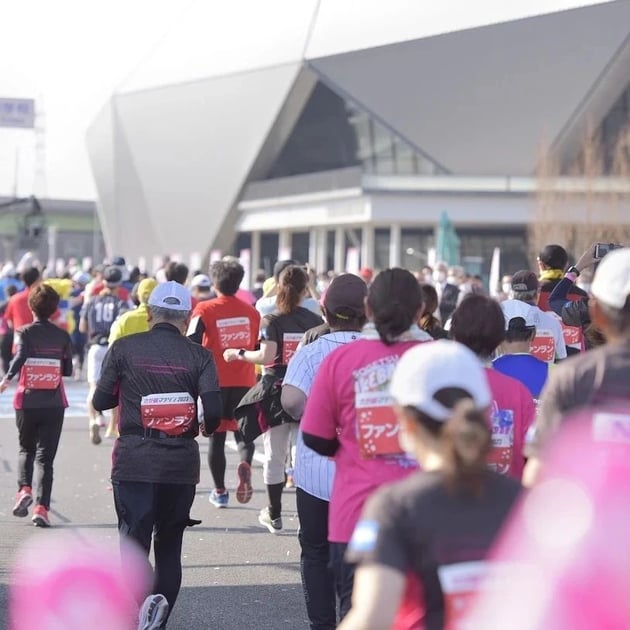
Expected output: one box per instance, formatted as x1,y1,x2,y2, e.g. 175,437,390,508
10,534,150,630
463,407,630,629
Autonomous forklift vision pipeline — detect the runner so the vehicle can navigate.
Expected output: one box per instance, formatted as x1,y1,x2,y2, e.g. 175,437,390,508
255,260,321,317
523,247,630,486
5,267,42,352
281,273,367,630
300,268,432,620
70,271,90,380
108,278,158,342
187,259,260,508
450,294,536,479
92,280,221,629
418,284,447,340
189,274,213,304
339,340,521,630
493,314,548,399
79,266,128,444
537,243,587,311
224,265,322,533
503,270,567,364
0,285,73,527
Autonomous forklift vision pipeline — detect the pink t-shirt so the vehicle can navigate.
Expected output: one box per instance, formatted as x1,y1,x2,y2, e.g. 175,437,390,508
301,338,425,543
485,368,536,479
235,288,256,306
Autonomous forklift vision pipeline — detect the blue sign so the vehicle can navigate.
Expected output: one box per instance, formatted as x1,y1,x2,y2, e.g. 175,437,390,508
0,98,35,128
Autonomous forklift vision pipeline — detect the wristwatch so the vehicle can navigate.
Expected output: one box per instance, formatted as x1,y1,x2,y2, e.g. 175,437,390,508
567,266,580,276
238,348,246,359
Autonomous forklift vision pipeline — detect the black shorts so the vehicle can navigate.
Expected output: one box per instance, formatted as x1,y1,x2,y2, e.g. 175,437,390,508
221,386,250,420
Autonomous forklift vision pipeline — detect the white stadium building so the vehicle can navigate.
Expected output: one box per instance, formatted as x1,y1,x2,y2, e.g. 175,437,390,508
87,0,630,281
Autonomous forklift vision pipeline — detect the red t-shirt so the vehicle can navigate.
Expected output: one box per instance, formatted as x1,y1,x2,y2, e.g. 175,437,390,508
191,295,260,388
5,288,34,330
87,283,130,302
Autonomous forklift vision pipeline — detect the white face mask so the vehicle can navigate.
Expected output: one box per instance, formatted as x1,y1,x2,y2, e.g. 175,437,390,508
434,270,447,284
502,283,512,295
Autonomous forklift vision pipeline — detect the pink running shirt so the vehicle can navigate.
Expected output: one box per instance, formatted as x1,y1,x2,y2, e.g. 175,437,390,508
301,338,426,543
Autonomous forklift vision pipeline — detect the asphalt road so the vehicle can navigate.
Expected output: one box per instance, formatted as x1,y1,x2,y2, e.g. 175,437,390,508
0,381,308,629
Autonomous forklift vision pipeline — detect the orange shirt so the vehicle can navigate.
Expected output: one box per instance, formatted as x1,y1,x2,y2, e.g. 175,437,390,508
192,295,260,388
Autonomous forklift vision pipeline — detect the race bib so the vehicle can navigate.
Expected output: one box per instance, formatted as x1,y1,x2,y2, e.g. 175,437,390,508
530,330,555,363
282,333,303,364
561,322,583,351
140,392,195,435
487,408,514,475
216,317,251,350
356,391,402,458
438,561,487,628
592,412,630,444
24,358,62,390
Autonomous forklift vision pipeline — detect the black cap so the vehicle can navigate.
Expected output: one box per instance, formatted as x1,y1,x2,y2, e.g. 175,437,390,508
324,274,367,320
111,256,126,266
103,266,122,285
511,270,538,292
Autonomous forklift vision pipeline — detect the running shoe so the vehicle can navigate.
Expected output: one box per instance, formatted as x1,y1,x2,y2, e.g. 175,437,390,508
32,505,50,528
209,489,229,508
90,423,102,445
236,461,253,504
258,507,282,534
138,593,169,630
12,486,33,517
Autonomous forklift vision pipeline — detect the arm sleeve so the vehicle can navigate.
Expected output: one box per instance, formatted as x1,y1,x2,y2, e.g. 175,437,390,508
93,344,120,411
553,321,567,360
259,315,280,343
548,278,573,316
345,489,409,573
6,330,27,379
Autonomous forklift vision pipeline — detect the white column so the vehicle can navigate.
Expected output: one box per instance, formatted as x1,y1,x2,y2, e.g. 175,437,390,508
251,230,261,284
278,229,291,260
334,227,345,272
389,224,401,268
308,228,318,268
316,228,327,273
361,225,375,269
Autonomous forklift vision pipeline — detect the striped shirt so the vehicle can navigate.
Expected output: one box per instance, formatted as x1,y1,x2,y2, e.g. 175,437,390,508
284,331,360,501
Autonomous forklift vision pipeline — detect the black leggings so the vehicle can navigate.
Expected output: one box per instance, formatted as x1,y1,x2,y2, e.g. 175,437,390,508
113,480,196,615
16,407,64,509
208,430,254,489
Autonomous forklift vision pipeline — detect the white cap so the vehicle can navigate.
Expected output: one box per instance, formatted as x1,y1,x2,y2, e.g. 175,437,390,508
390,340,491,421
148,281,192,311
591,248,630,309
1,262,16,278
500,299,536,330
190,274,211,289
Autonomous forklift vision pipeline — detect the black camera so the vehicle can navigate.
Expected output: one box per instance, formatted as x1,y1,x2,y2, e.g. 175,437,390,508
594,243,623,259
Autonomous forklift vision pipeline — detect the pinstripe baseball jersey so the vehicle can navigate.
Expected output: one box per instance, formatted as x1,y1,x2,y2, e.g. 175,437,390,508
284,331,360,501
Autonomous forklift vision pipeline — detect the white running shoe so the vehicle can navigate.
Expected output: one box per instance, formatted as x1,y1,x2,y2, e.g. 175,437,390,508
138,593,169,630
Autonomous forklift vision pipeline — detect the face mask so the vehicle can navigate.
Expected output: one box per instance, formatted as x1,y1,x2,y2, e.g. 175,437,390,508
502,283,512,295
434,271,447,283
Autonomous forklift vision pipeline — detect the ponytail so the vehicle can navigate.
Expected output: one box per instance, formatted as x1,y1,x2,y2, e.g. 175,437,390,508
441,399,491,495
276,265,308,314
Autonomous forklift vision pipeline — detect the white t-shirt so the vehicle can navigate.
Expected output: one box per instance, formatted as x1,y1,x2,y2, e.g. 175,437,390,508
283,330,360,501
530,306,567,361
256,295,321,318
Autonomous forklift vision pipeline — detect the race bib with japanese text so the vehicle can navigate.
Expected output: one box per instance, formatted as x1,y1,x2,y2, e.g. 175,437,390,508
140,392,195,435
282,333,303,365
24,358,62,390
216,317,251,350
530,330,555,363
487,408,514,475
438,561,487,628
354,356,403,458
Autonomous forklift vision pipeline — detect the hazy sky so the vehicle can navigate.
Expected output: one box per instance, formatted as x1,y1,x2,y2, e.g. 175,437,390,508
0,0,192,200
0,0,598,202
